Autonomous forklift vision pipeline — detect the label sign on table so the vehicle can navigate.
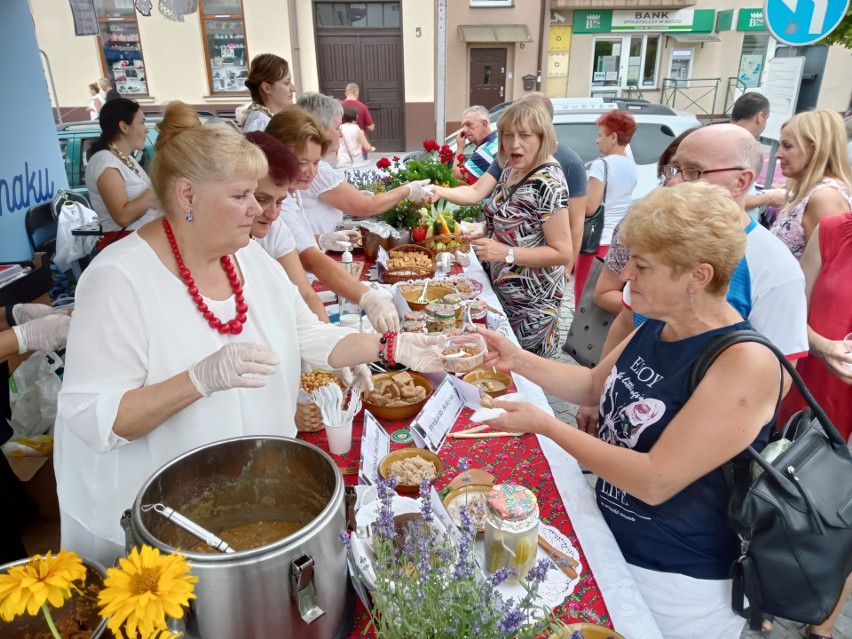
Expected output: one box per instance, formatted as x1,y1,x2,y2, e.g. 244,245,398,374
429,485,462,544
392,287,412,318
454,376,487,409
359,410,390,486
410,376,464,452
376,245,390,269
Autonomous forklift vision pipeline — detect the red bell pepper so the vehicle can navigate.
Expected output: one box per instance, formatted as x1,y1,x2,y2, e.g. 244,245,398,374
412,224,428,242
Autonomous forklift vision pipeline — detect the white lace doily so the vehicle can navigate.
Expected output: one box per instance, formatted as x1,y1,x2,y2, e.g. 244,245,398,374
491,523,582,610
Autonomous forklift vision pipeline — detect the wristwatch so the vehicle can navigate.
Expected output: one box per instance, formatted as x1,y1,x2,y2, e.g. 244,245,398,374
505,247,515,264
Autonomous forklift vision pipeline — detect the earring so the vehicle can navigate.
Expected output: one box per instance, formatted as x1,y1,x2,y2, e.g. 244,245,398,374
185,207,193,222
688,291,694,311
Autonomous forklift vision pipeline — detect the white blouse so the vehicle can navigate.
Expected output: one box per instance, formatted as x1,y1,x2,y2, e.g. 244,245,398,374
55,234,355,551
84,150,158,232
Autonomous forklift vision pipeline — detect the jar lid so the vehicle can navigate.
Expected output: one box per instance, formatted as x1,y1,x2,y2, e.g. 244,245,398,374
486,484,538,521
443,293,462,305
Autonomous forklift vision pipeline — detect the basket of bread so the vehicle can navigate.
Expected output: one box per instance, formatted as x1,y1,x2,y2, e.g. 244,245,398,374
380,244,435,284
296,370,348,432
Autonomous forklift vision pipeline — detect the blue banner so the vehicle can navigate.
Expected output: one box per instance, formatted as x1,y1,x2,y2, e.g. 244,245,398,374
0,1,68,260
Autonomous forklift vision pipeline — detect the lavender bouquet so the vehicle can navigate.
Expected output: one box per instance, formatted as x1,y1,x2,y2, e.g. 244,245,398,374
341,464,564,639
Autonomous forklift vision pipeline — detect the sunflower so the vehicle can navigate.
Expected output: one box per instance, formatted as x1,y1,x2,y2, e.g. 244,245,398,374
0,549,86,622
98,545,197,639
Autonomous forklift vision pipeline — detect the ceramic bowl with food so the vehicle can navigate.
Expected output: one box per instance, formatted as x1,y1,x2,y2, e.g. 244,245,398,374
439,333,487,373
555,623,626,639
462,369,513,397
362,371,434,421
442,483,492,533
379,448,444,495
402,285,455,311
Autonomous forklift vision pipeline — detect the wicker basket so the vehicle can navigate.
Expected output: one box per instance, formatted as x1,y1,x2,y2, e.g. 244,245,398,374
381,244,435,284
295,375,349,433
417,234,470,254
295,401,325,432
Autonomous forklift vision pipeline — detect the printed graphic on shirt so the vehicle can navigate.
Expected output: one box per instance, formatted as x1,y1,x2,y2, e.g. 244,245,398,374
597,358,666,522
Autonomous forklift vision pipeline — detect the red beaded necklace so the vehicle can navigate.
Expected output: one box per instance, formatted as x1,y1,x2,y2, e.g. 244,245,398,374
163,218,248,335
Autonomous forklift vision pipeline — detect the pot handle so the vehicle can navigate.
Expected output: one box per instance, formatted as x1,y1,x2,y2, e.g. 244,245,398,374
120,509,136,555
290,555,325,624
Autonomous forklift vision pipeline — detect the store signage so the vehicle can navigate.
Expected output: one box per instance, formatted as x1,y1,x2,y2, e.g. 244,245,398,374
764,0,850,45
0,2,68,260
738,8,768,31
574,9,715,33
717,9,735,31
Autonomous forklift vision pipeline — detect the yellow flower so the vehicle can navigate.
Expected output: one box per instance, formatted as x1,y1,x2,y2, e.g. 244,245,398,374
98,546,197,639
0,550,87,621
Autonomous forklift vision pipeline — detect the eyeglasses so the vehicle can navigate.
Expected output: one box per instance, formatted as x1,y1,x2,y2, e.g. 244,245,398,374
660,164,746,182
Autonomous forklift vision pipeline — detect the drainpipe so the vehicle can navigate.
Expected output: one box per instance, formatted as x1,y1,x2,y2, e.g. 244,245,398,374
287,0,302,97
536,0,547,91
436,0,447,141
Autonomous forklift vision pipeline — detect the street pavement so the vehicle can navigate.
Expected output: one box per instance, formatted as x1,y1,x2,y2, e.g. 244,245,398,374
549,281,852,639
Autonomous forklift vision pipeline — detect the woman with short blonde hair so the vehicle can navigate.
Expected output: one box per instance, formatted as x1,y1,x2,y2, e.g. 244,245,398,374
477,180,778,639
770,108,852,259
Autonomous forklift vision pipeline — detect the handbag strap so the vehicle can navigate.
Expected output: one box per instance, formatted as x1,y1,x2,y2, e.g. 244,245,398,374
597,158,609,205
688,329,847,452
502,161,560,202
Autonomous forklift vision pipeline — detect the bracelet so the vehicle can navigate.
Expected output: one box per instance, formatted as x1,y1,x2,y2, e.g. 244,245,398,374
377,331,398,366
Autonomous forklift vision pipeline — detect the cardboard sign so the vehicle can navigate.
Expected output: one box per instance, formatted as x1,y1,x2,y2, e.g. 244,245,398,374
359,411,390,486
410,376,464,452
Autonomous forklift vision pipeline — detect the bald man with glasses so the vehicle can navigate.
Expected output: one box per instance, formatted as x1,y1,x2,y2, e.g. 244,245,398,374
576,124,808,435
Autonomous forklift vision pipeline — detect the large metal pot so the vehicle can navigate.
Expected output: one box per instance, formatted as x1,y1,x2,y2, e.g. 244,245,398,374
125,436,352,639
0,557,108,639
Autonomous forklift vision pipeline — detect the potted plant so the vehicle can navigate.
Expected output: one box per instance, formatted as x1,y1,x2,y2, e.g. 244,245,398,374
0,546,196,639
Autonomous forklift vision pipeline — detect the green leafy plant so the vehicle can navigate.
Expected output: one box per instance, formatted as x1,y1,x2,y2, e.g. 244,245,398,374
373,141,483,230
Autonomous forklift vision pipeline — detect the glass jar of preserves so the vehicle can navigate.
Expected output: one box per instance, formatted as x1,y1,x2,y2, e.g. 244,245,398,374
484,484,539,583
467,299,488,325
433,304,457,332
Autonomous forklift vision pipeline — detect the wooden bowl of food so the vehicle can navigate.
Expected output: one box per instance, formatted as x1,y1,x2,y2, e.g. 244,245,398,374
402,285,455,311
362,371,434,421
379,448,443,495
462,369,513,398
554,624,626,639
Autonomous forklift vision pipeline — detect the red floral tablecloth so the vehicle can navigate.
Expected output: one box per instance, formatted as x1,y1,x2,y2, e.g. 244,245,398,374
302,253,612,636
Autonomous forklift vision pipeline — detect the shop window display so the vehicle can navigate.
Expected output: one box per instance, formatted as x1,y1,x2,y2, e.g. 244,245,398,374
200,1,250,94
94,5,148,96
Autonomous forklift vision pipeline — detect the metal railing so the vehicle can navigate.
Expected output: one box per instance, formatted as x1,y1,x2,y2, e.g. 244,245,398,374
660,76,749,122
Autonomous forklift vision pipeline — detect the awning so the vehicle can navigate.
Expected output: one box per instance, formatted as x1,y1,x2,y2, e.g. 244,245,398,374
668,33,721,42
457,24,533,43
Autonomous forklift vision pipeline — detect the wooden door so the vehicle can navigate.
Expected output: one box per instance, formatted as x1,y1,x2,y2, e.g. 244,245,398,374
469,48,507,109
316,32,404,150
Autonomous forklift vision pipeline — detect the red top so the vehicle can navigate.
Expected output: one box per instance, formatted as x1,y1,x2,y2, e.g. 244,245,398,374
779,212,852,439
341,98,374,130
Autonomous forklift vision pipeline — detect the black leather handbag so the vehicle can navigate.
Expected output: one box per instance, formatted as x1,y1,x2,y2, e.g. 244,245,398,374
580,158,608,255
561,257,615,367
690,330,852,630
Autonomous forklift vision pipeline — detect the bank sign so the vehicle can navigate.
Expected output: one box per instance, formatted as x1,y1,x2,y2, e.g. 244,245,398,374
575,9,716,33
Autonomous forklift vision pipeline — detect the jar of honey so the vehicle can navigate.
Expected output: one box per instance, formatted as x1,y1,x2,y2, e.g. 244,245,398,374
484,484,539,583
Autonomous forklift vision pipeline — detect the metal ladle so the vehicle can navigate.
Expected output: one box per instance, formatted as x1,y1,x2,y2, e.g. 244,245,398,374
142,502,235,553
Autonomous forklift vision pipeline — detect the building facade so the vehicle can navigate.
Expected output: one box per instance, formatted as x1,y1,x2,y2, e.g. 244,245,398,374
31,0,852,151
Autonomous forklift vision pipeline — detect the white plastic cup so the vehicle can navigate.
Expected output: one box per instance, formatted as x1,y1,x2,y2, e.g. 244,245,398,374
326,417,353,456
843,333,852,371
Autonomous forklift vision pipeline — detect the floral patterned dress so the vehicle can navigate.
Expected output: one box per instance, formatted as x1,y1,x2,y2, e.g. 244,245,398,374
770,178,852,259
483,164,569,357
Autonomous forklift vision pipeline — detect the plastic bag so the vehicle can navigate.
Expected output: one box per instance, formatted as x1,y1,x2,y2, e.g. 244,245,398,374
9,351,63,437
54,200,98,271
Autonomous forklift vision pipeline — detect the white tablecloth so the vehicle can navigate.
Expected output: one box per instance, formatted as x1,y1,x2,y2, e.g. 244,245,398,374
439,257,664,639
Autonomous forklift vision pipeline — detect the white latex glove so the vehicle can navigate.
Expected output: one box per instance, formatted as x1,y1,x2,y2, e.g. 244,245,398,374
11,303,56,326
406,179,433,203
11,314,71,354
188,342,280,398
359,288,400,333
318,229,362,252
340,364,374,393
393,333,446,373
301,359,313,374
